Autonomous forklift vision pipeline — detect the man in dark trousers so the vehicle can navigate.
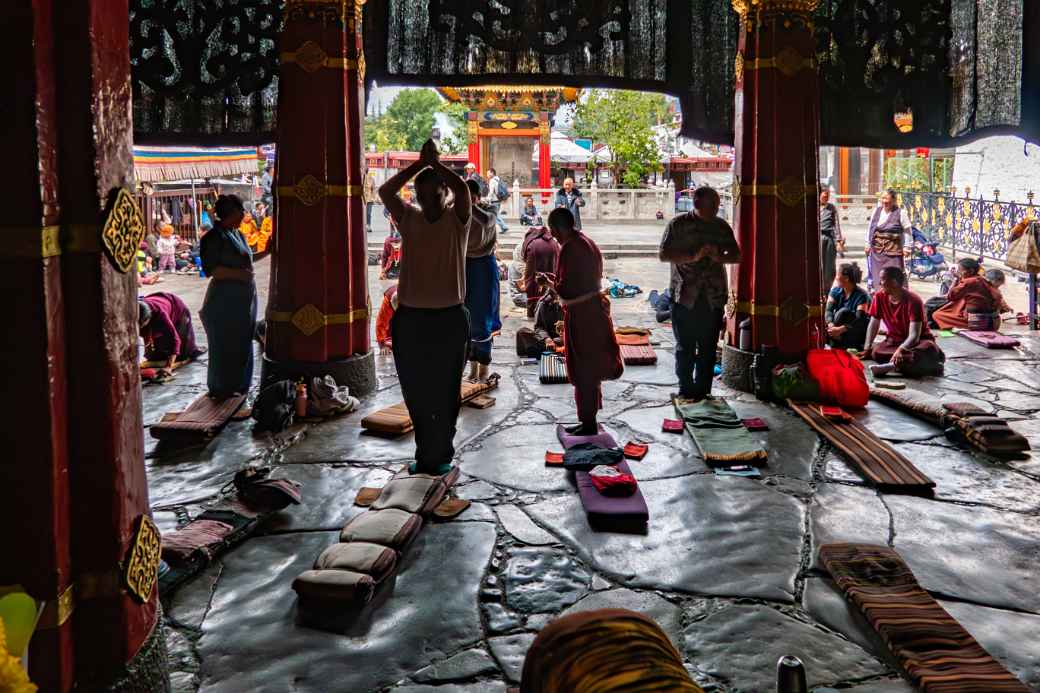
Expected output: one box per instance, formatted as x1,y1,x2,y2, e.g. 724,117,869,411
379,139,472,475
658,187,741,401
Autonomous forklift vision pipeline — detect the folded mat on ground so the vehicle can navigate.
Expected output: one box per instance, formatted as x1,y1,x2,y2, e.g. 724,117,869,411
151,393,247,441
868,388,1030,456
673,397,767,466
361,374,500,435
788,400,934,492
556,425,649,529
620,343,657,365
819,543,1029,692
614,329,650,346
294,465,459,613
958,330,1020,349
539,352,569,384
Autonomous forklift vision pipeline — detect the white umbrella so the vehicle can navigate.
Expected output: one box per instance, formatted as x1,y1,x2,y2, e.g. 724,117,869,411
547,132,593,164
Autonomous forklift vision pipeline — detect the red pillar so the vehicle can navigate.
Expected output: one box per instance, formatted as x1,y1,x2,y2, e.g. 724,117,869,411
264,0,375,394
538,115,552,190
724,0,824,373
467,112,480,170
0,2,74,689
54,0,166,688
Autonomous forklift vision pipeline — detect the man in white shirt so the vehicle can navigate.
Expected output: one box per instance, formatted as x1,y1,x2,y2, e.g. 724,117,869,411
484,167,510,235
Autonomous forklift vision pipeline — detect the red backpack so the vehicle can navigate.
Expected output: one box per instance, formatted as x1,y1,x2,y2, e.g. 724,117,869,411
805,348,869,408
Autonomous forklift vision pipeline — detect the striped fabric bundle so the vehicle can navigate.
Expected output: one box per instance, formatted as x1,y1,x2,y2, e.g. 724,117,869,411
620,343,657,365
819,543,1029,692
788,400,934,492
151,393,247,441
519,608,702,693
539,353,569,384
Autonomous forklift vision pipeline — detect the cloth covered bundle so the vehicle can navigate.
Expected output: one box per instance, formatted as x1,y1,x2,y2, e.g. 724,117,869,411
562,443,624,471
588,465,638,497
958,330,1020,349
806,348,869,408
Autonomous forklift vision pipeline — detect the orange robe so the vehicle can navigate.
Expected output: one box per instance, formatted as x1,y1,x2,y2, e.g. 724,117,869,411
933,275,1002,329
257,216,273,253
240,214,260,250
555,233,623,422
375,285,397,346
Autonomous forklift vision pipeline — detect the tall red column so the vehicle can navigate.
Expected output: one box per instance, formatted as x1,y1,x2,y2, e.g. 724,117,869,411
467,112,481,169
538,115,552,190
723,0,824,384
264,0,376,395
55,0,166,688
2,1,166,690
0,3,73,689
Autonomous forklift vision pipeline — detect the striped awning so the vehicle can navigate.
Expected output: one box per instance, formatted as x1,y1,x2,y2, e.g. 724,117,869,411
133,146,260,183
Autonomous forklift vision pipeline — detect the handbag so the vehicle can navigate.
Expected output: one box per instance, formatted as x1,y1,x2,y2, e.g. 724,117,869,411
1005,221,1040,274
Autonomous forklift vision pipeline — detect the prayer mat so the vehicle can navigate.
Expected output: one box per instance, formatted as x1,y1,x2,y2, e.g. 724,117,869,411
673,397,768,467
150,393,246,442
539,352,569,384
819,543,1029,693
556,425,618,451
339,508,422,549
958,330,1020,349
557,426,648,531
159,505,261,596
619,343,657,365
361,375,500,436
788,400,934,492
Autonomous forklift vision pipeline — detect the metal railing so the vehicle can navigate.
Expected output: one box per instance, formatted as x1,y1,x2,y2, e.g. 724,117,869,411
500,181,677,222
896,190,1037,263
135,187,218,241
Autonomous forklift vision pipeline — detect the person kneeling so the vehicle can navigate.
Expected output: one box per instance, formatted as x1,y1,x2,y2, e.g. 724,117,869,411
863,266,945,378
825,262,869,349
516,277,563,358
138,292,207,377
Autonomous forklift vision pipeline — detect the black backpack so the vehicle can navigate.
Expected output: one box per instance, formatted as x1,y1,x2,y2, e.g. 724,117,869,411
252,380,295,433
495,178,509,202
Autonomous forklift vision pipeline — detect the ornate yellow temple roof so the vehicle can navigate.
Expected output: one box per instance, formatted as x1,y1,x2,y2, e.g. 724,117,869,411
437,86,580,112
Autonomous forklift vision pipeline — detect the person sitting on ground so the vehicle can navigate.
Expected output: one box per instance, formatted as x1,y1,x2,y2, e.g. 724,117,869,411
138,293,207,377
521,225,561,318
932,257,1005,331
374,284,398,355
507,256,528,307
863,266,945,378
379,138,471,476
984,269,1014,316
519,197,543,227
548,207,623,435
516,276,564,357
825,262,870,349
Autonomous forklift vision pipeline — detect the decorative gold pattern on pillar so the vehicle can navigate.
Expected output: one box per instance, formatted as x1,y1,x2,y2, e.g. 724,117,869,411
123,516,161,603
100,188,146,273
285,0,350,24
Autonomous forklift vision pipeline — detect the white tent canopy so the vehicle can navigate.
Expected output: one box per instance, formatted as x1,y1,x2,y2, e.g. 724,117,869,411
540,131,593,164
951,136,1040,203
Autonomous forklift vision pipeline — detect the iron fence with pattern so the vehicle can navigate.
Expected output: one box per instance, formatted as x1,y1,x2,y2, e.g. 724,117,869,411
896,190,1037,264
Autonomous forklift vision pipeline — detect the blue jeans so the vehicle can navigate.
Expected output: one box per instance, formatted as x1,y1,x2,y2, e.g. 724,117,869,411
489,203,509,232
671,297,723,399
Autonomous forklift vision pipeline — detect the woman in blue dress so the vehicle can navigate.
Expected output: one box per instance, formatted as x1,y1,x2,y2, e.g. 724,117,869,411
199,195,257,398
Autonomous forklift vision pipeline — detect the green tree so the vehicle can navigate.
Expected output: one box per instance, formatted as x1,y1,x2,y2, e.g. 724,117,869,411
438,101,469,154
363,88,442,152
574,90,668,187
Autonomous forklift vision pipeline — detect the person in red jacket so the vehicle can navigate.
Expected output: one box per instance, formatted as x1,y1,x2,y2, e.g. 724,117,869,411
932,257,1004,331
547,208,623,435
375,284,398,355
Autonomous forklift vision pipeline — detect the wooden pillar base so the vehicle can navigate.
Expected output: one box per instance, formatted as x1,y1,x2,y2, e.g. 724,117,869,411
261,350,376,396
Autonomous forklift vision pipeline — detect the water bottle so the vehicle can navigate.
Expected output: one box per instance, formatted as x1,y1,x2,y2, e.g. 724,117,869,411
776,655,807,693
295,381,308,419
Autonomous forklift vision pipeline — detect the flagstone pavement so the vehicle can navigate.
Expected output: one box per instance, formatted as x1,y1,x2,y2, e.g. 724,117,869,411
145,254,1040,693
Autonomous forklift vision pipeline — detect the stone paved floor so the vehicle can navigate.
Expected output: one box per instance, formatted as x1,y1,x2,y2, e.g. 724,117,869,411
146,245,1040,693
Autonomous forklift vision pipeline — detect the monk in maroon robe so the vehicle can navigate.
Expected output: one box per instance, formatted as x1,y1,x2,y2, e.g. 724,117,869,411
548,208,623,435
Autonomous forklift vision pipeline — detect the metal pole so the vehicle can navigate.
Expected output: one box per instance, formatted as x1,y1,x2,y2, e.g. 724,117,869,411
190,178,200,240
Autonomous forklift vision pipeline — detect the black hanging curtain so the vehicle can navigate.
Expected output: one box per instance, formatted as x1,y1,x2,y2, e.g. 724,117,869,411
130,0,1038,147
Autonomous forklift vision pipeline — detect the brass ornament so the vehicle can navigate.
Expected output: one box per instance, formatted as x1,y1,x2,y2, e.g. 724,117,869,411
124,515,161,603
293,175,327,206
267,305,370,336
285,0,349,24
732,176,742,209
734,52,745,83
292,41,328,72
101,187,146,273
734,299,823,323
740,177,816,207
